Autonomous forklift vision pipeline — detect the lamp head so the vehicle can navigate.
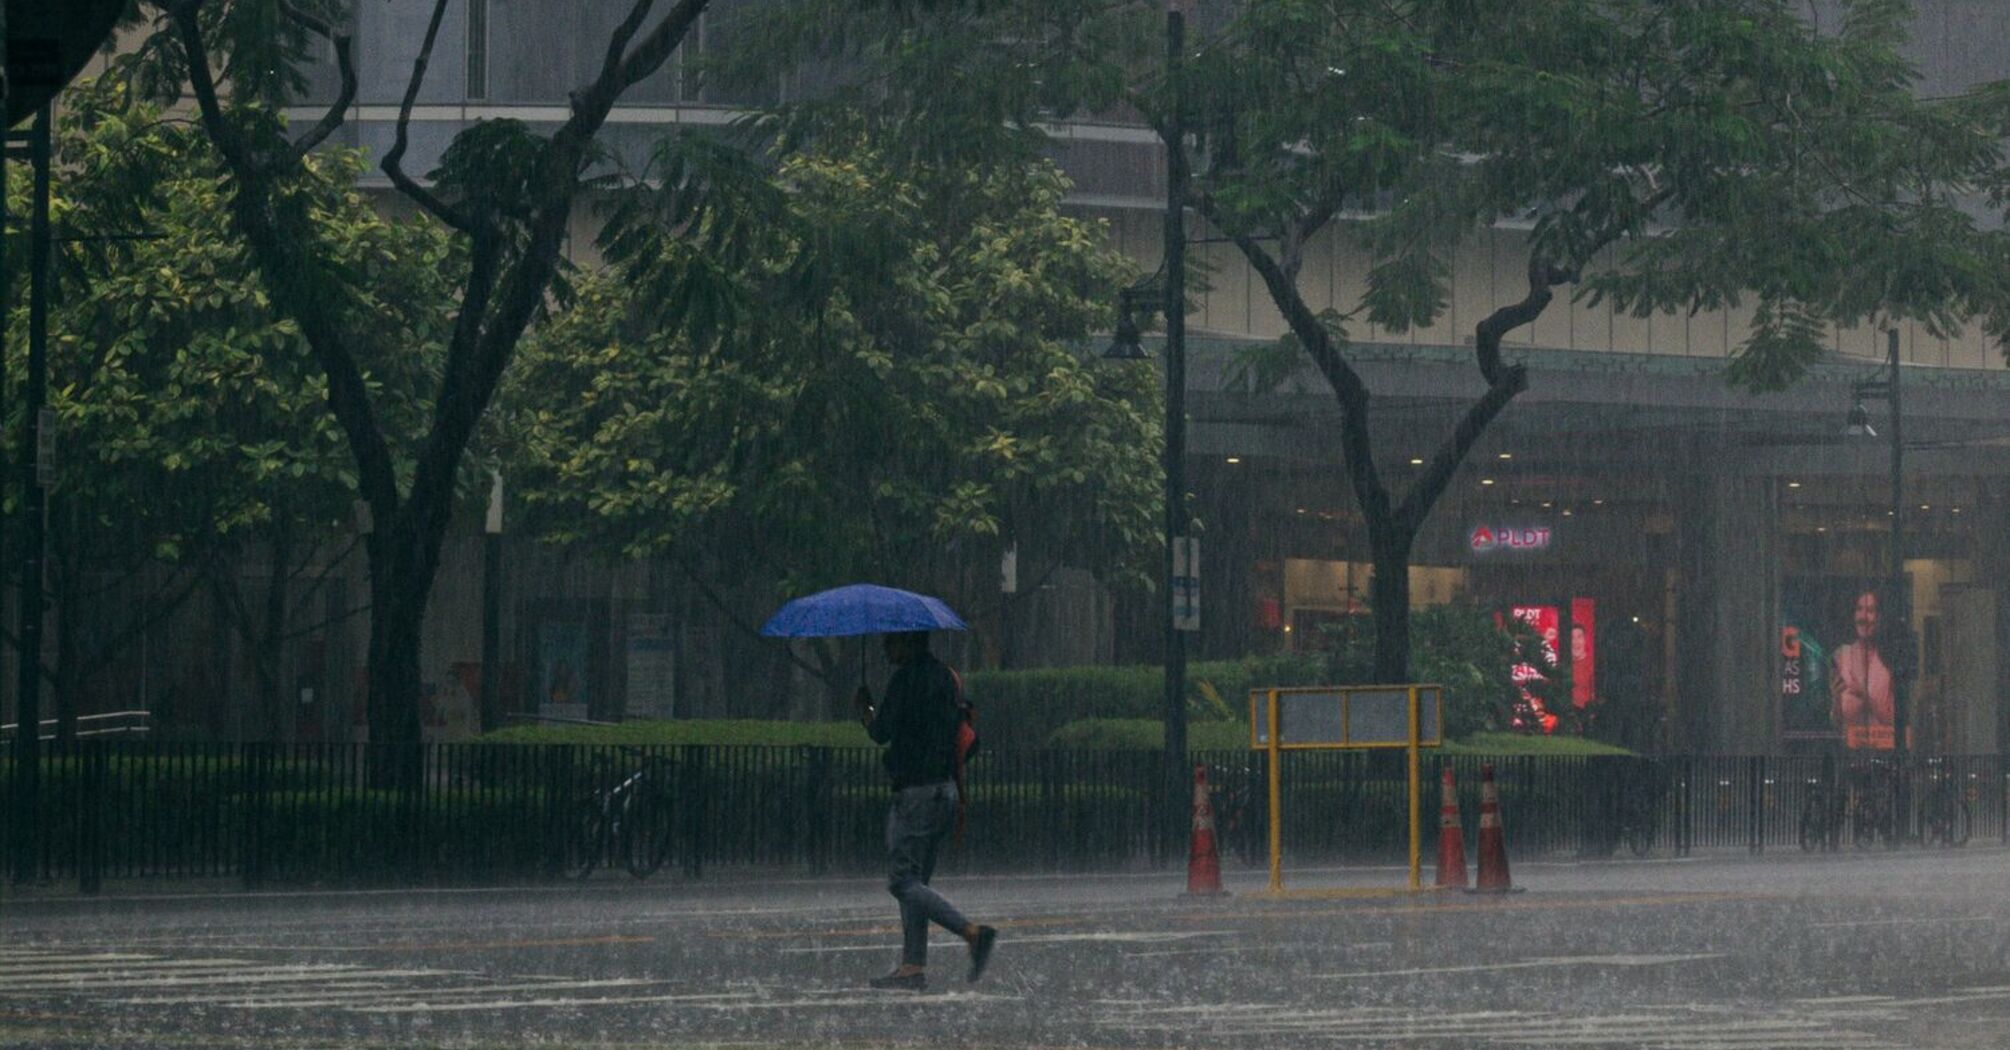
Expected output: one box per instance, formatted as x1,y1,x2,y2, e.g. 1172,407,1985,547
1844,401,1876,438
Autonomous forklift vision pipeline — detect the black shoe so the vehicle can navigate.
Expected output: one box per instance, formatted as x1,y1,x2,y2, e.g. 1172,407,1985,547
870,969,926,991
966,926,998,984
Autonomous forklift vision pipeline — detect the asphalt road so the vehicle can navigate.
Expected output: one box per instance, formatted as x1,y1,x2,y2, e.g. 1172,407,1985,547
3,848,2009,1049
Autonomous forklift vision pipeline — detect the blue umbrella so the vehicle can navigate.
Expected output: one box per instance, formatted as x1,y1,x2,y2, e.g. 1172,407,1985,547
760,584,969,638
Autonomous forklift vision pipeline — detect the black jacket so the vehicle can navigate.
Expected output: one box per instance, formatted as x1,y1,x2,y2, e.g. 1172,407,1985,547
868,653,960,789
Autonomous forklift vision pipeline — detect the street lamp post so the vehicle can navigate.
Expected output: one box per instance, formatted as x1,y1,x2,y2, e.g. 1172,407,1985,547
1849,329,1909,829
481,471,505,733
1105,6,1191,864
1159,5,1190,865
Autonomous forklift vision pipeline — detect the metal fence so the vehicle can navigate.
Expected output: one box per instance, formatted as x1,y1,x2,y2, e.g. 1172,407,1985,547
0,743,2003,892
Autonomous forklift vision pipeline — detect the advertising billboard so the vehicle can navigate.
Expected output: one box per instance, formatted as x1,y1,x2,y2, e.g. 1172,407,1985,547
1782,577,1897,750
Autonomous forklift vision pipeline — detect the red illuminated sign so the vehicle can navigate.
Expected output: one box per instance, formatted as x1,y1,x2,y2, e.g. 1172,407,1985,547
1470,525,1551,552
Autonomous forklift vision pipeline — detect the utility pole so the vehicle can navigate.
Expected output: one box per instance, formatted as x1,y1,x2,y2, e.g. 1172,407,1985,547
1159,4,1190,864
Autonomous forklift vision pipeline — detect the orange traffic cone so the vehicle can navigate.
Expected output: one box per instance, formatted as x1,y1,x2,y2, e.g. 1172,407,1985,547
1435,765,1468,890
1472,762,1518,893
1186,764,1226,896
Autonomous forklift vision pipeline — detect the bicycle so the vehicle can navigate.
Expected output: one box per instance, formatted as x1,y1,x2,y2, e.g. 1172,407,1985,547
559,747,678,881
1797,777,1845,852
1919,762,1973,848
1615,766,1665,858
1850,760,1900,850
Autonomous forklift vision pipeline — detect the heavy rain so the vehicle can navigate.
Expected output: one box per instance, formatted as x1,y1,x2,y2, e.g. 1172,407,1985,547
3,0,2010,1048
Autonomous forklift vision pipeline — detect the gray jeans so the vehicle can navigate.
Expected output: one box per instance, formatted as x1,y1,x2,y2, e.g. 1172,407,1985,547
886,781,969,966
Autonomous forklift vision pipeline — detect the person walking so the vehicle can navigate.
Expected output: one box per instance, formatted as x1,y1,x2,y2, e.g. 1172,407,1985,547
853,629,997,991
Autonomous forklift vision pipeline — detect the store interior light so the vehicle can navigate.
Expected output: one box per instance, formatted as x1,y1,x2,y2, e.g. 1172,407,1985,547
1561,509,1573,517
1225,456,1242,464
1593,499,1604,506
1920,504,1930,511
1410,457,1424,465
1481,478,1495,486
1817,526,1828,533
1787,481,1802,489
1497,452,1513,460
1296,507,1307,514
1541,501,1552,509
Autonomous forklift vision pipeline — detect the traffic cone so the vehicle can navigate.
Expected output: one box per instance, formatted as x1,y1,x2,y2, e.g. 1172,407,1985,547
1435,765,1468,890
1472,762,1517,893
1186,764,1226,896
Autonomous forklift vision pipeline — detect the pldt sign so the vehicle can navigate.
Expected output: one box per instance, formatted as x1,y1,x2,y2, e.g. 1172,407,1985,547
1469,524,1552,553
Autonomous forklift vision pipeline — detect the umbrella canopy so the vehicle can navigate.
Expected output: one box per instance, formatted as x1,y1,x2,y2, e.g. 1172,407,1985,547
759,584,968,638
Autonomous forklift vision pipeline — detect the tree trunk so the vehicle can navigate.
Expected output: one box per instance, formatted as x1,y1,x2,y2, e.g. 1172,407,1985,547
1368,528,1414,682
364,541,428,789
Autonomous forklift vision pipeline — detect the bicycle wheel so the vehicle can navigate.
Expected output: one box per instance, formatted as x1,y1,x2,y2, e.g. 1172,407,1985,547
1626,819,1655,858
1941,800,1973,848
1852,803,1880,850
624,792,676,879
559,801,608,881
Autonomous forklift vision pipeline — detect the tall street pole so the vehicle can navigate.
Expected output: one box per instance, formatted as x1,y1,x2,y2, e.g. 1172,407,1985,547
1160,4,1189,864
1886,328,1909,832
481,472,504,733
11,105,49,884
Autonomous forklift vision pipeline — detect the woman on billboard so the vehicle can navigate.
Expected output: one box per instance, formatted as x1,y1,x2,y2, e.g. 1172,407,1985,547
1829,589,1895,750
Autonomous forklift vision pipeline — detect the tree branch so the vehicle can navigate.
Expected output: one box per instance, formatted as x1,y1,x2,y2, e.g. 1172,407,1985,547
280,1,356,161
167,2,404,524
671,555,832,682
379,0,476,234
1196,191,1393,523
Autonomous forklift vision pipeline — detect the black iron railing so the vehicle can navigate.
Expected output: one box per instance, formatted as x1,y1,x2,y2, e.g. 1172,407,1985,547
1,743,2002,892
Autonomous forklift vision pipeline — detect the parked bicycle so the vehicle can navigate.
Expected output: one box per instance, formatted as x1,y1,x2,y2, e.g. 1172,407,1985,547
1919,760,1973,848
559,747,678,880
1850,759,1900,850
1615,765,1665,857
1797,776,1846,852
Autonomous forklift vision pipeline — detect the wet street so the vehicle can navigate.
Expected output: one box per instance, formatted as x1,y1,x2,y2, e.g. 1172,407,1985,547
3,849,2008,1049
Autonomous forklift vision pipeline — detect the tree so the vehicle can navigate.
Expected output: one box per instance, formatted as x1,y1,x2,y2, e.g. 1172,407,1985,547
120,0,724,766
3,83,451,739
503,141,1161,704
796,0,2010,681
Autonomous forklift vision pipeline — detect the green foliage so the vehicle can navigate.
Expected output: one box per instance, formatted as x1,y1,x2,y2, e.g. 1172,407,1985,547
4,81,452,570
1305,602,1539,739
962,654,1326,747
1043,719,1632,755
503,141,1162,621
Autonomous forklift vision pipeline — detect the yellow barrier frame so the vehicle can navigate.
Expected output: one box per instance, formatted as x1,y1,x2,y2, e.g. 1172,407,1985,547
1253,684,1441,898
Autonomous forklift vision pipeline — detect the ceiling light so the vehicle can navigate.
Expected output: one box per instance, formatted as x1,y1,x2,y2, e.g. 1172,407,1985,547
1593,499,1604,506
1787,481,1802,489
1497,452,1513,460
1225,456,1242,464
1817,526,1828,533
1541,501,1552,509
1410,457,1424,466
1561,509,1573,517
1920,504,1930,511
1296,508,1307,514
1481,478,1495,486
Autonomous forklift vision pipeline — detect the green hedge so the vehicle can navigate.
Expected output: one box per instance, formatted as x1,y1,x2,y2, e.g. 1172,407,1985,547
1044,718,1634,756
962,653,1325,747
